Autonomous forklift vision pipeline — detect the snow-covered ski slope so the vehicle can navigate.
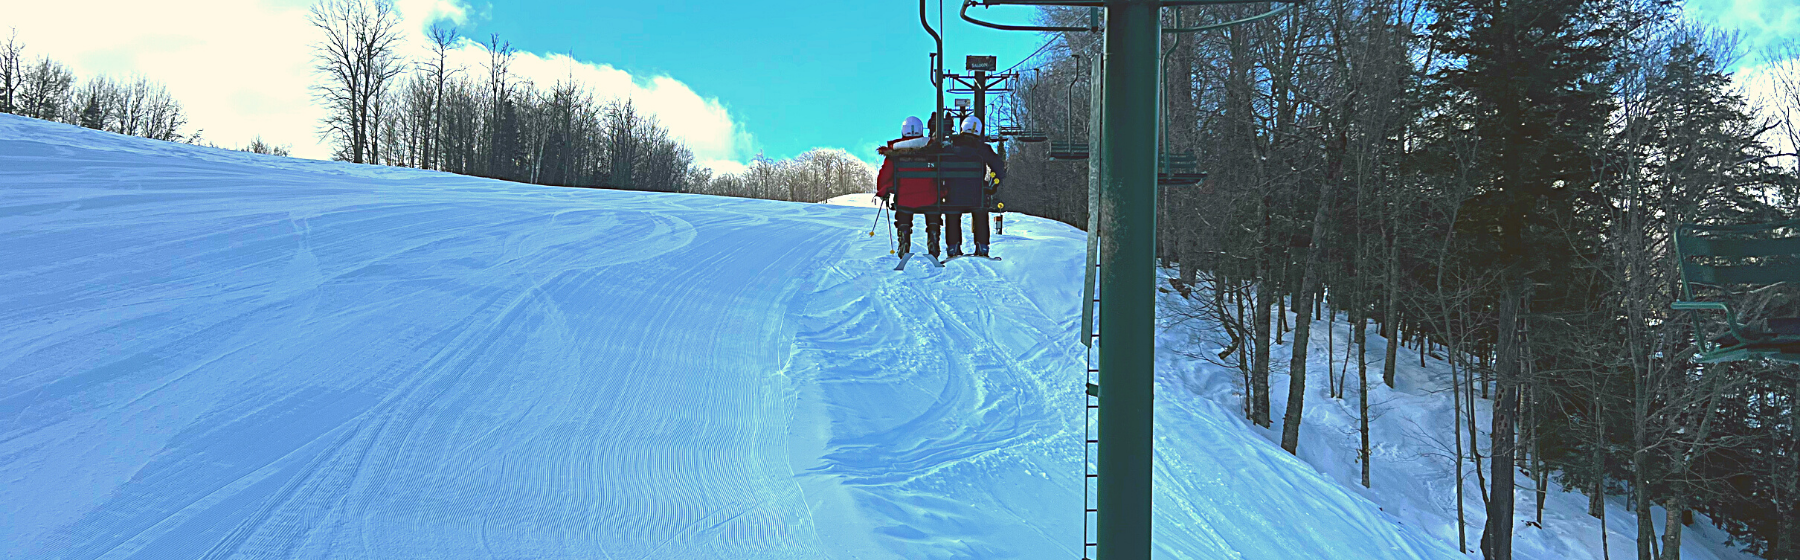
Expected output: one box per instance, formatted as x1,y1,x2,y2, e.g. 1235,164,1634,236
1,113,1468,559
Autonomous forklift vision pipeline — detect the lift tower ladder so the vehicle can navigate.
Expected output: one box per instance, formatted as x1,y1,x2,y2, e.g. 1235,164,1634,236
1082,237,1102,559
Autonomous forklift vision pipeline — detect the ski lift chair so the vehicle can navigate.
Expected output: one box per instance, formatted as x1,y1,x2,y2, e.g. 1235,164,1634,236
1049,140,1091,160
1011,70,1050,143
1001,125,1049,143
891,154,987,215
1670,219,1800,364
1157,151,1206,186
1047,54,1093,161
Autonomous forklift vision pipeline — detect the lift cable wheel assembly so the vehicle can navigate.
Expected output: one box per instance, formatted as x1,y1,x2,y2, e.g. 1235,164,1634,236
958,1,1302,558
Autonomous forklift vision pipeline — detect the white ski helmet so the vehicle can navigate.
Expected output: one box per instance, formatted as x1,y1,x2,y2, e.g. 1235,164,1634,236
902,116,925,138
959,116,983,136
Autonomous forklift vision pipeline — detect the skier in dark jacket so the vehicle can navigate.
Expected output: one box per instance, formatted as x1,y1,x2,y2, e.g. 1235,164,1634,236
875,116,944,258
941,116,1006,258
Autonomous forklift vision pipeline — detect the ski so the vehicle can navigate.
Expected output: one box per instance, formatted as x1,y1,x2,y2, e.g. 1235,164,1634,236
943,255,1002,264
895,253,945,270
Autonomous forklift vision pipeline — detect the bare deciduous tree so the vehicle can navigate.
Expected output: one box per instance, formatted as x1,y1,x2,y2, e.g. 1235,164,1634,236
309,0,405,163
1,28,23,115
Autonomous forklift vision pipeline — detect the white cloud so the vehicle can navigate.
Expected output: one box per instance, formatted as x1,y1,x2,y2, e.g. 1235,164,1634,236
469,47,750,167
393,0,469,31
8,1,322,155
699,159,750,176
6,0,753,168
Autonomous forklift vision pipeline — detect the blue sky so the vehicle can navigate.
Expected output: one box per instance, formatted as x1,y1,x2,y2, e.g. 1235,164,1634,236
448,0,1797,164
1686,0,1800,67
448,1,1053,163
6,0,1792,172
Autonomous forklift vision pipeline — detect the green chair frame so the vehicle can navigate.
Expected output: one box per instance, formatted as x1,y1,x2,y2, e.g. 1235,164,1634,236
1671,219,1800,364
1049,140,1090,160
891,154,987,214
1157,151,1206,186
999,125,1048,143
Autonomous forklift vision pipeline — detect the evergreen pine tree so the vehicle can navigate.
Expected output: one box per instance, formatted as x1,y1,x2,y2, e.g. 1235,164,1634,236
1425,0,1638,557
78,93,103,130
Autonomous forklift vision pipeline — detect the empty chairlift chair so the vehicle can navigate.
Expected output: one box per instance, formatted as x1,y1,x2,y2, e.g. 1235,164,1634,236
1671,219,1800,364
1049,140,1091,160
1157,151,1205,186
1049,54,1092,161
999,124,1049,143
1008,72,1049,143
1001,124,1050,143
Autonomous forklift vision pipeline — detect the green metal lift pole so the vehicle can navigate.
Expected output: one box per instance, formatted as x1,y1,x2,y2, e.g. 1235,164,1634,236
959,3,1297,558
979,70,993,126
1097,1,1159,558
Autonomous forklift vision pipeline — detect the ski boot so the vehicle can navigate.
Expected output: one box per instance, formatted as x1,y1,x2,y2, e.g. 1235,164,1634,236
896,228,912,258
973,244,990,258
926,229,942,260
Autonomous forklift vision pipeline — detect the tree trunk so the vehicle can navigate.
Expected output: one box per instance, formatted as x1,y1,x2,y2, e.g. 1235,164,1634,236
1482,285,1522,560
1419,324,1428,367
1470,343,1487,504
1535,430,1547,527
1253,277,1274,428
1252,187,1275,428
1224,281,1253,418
1591,397,1607,518
1328,304,1338,397
1382,233,1400,387
1453,348,1467,552
1659,491,1685,560
1635,350,1655,560
1358,297,1371,489
1281,177,1337,454
1278,280,1288,344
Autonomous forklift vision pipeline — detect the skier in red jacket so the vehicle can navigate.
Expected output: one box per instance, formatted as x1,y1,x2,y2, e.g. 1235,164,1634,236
875,116,944,259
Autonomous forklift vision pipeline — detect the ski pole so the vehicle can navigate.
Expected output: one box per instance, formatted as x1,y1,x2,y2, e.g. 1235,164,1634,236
885,204,896,254
868,198,885,237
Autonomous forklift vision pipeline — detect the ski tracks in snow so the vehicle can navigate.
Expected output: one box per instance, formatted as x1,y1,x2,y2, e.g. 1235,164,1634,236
0,120,854,559
778,238,1091,559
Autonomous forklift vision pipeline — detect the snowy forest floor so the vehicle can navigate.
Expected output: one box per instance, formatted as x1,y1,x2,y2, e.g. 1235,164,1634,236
1153,276,1761,560
0,113,1764,559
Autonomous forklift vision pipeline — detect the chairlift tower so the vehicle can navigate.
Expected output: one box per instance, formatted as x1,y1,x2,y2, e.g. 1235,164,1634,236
954,1,1301,559
945,55,1013,134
